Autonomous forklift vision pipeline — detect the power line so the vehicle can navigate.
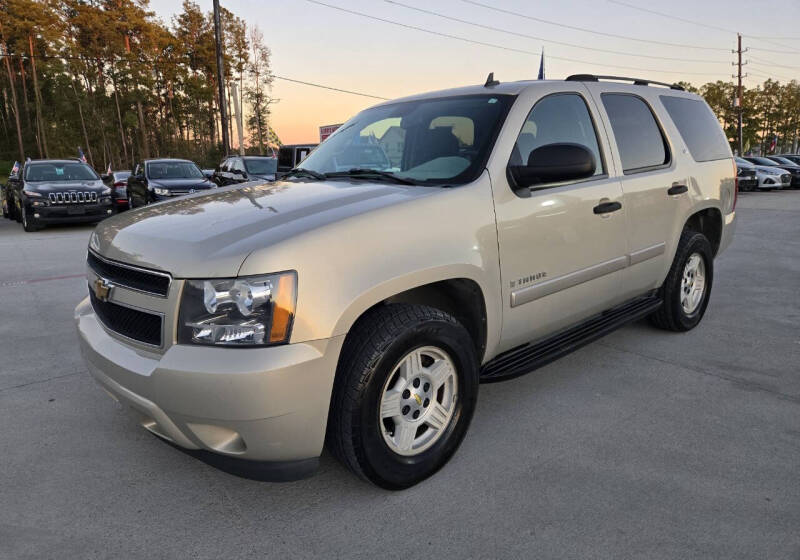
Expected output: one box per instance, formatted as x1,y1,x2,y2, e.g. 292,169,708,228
0,52,391,101
305,0,727,77
273,75,389,100
460,0,729,52
748,66,797,82
383,0,727,63
747,55,800,72
607,0,800,54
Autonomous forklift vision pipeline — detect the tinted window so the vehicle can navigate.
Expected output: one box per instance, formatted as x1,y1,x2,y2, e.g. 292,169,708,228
512,93,604,177
660,96,730,162
602,94,668,173
244,157,277,175
26,162,99,182
146,161,203,179
278,148,294,169
299,95,514,184
747,157,780,166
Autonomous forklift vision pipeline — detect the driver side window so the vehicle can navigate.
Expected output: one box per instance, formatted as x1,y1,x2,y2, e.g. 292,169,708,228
511,93,604,178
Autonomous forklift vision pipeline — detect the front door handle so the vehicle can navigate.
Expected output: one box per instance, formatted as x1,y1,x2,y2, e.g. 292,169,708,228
668,184,688,195
593,201,622,214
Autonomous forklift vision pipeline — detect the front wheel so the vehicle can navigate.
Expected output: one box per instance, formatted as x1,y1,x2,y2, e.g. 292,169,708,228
650,229,714,331
21,206,40,232
327,304,479,489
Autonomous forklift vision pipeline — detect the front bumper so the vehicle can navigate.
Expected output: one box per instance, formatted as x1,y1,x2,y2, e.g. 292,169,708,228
75,296,345,467
27,201,113,223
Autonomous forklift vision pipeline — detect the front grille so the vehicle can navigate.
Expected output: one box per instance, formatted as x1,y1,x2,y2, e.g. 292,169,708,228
48,191,98,204
89,289,162,346
87,251,171,297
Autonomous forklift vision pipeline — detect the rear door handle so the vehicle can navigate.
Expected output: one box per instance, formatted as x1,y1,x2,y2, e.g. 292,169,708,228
668,184,688,195
593,201,622,214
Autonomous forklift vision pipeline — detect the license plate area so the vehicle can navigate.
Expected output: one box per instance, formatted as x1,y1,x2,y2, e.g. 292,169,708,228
67,206,86,215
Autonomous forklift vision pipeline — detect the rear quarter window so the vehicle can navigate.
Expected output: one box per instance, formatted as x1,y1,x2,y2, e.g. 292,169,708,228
660,95,731,162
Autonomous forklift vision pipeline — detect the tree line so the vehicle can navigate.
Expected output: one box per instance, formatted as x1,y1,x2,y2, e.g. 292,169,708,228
0,0,797,176
0,0,275,173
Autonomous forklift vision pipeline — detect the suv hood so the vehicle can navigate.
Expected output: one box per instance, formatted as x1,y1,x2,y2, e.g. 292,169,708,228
26,180,106,192
92,180,433,277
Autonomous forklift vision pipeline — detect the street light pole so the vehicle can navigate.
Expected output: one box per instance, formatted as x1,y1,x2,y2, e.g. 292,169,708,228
213,0,230,157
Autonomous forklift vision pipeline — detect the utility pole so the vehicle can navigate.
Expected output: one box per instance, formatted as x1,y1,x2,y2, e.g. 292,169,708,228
212,0,230,157
733,33,747,156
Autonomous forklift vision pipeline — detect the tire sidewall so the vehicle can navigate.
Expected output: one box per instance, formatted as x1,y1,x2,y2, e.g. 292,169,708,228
356,320,478,489
669,233,714,330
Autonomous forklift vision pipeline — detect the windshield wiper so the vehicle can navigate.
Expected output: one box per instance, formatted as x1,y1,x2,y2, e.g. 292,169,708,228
283,168,326,180
324,168,418,185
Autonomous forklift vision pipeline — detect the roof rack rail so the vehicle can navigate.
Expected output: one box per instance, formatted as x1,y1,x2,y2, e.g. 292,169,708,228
566,74,684,91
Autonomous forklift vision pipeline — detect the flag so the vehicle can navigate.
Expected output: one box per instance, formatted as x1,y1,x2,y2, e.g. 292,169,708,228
10,161,19,176
769,136,777,154
106,162,112,175
78,147,87,163
537,48,545,80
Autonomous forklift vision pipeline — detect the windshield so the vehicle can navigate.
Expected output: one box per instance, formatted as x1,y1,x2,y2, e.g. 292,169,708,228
244,158,277,175
147,161,203,180
25,162,99,182
298,94,514,184
770,157,795,165
749,157,780,166
734,157,752,166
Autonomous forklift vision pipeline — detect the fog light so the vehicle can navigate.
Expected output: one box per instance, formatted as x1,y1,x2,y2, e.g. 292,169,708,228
33,213,40,218
107,209,112,214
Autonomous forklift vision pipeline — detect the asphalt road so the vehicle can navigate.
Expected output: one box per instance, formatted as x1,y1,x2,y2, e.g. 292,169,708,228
1,191,798,559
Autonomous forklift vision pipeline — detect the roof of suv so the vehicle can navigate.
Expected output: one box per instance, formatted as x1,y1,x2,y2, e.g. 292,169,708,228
373,77,698,108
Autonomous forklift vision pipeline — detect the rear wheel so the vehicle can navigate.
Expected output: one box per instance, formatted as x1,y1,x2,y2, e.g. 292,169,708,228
327,304,479,489
650,229,713,332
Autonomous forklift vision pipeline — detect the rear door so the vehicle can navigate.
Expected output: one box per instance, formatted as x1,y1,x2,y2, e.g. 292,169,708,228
585,86,688,299
489,85,629,351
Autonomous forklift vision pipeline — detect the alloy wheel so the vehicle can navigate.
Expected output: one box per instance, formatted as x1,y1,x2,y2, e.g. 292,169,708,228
379,346,458,456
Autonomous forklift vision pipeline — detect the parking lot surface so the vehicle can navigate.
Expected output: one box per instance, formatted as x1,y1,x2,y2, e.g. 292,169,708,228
1,191,799,559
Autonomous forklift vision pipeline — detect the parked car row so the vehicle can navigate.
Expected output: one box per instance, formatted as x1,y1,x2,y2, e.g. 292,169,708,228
734,155,800,191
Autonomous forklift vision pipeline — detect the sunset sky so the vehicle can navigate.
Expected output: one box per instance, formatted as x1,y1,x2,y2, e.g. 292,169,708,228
149,0,800,145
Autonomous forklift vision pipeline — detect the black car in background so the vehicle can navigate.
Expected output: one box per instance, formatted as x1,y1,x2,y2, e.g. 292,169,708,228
214,155,278,186
6,159,113,232
745,156,800,187
102,170,132,210
277,144,317,177
734,157,758,192
126,158,215,208
780,154,800,166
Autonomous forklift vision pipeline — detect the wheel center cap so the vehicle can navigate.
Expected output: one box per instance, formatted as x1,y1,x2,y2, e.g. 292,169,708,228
412,393,422,406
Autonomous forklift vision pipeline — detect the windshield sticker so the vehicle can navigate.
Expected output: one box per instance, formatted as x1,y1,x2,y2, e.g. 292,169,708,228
56,167,64,175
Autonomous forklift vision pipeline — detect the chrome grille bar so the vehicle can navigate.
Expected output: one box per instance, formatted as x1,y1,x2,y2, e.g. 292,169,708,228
47,192,99,204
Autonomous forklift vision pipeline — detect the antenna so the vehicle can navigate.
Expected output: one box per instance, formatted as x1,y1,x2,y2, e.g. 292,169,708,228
484,72,500,88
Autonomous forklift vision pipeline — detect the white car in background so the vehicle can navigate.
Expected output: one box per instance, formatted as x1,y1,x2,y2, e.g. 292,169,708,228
738,157,791,190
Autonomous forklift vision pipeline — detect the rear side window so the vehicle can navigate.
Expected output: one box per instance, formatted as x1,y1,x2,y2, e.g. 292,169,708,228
602,94,669,173
660,96,731,162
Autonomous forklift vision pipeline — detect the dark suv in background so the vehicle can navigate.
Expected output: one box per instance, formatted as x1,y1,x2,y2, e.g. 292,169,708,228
126,158,215,208
213,155,278,186
6,159,113,232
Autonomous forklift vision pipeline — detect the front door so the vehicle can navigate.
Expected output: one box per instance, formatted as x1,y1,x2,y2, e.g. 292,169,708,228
490,88,629,352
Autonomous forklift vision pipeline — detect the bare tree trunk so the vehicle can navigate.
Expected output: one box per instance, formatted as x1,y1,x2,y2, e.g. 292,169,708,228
28,34,48,158
18,58,39,156
111,75,128,166
70,79,93,167
136,99,150,159
3,49,24,160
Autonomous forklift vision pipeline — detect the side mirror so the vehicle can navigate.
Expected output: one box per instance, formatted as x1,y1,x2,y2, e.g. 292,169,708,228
508,143,596,194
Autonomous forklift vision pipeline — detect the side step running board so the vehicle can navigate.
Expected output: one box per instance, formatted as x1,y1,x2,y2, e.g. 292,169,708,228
480,295,661,382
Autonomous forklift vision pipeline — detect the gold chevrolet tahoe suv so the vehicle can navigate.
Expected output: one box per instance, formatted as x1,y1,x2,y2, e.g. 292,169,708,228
76,75,737,489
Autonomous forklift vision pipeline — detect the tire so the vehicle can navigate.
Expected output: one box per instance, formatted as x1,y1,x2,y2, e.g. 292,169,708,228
127,192,134,209
650,229,714,332
327,303,479,489
21,206,40,232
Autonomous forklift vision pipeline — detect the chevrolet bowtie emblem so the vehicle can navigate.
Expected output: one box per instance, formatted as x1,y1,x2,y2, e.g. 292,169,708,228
93,278,114,302
413,393,422,406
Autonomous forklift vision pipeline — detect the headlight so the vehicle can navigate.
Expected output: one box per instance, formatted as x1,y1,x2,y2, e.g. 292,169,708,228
153,187,170,196
22,190,42,198
178,271,297,346
100,187,112,196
